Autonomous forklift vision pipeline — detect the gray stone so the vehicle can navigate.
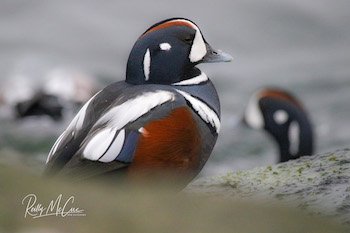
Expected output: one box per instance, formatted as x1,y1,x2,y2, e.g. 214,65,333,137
186,149,350,225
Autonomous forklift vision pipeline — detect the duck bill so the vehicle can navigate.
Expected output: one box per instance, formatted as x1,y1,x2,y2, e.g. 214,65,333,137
201,43,233,63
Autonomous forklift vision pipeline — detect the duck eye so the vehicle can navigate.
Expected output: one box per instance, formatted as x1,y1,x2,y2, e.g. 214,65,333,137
183,36,193,44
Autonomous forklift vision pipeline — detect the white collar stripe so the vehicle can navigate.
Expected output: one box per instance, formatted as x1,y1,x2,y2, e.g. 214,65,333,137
172,72,208,86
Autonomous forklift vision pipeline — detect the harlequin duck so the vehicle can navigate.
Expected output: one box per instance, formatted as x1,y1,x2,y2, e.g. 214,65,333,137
44,18,232,187
243,87,314,162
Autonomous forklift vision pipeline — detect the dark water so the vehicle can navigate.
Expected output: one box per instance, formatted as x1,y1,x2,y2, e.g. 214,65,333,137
0,0,350,176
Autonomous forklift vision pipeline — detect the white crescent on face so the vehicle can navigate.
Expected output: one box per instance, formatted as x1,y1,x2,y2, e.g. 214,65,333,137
181,20,208,63
161,19,207,63
244,93,264,129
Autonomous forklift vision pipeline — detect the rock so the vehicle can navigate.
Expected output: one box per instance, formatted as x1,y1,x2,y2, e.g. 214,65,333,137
0,164,349,233
186,149,350,225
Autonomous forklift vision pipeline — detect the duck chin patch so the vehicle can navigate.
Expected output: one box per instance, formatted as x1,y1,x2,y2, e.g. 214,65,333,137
189,30,207,63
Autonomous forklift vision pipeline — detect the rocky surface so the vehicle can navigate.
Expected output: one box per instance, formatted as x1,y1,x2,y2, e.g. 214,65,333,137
1,149,350,232
186,149,350,225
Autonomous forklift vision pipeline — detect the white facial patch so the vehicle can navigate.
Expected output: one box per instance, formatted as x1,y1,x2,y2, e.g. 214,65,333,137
289,121,300,156
82,91,175,162
273,110,288,125
143,48,151,81
166,19,207,63
172,72,208,86
244,94,264,129
160,43,172,51
176,90,220,133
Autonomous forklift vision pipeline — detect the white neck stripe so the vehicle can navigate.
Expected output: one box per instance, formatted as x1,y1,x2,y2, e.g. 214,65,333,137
143,49,151,81
172,72,208,86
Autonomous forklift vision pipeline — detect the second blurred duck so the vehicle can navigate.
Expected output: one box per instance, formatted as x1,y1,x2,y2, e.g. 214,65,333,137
243,87,314,162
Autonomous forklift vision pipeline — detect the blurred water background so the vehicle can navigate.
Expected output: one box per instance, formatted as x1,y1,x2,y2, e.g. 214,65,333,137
0,0,349,177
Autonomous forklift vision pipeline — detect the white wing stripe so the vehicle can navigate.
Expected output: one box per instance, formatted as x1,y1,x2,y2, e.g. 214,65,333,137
83,128,117,161
82,91,175,162
98,129,126,163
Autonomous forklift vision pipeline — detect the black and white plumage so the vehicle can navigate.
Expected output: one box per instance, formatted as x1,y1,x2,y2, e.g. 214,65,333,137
243,87,314,162
44,18,232,186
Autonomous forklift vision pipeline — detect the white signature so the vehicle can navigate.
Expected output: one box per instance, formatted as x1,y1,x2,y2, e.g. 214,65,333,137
22,193,86,218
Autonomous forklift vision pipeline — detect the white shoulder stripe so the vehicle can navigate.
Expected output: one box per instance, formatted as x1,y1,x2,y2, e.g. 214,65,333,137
172,72,208,86
176,90,220,133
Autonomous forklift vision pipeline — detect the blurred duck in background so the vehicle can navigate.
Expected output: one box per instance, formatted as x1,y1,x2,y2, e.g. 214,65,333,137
243,87,314,162
0,68,100,121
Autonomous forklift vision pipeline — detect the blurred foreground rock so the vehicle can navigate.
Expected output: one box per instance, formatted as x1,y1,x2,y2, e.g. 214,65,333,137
187,149,350,225
0,152,349,233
